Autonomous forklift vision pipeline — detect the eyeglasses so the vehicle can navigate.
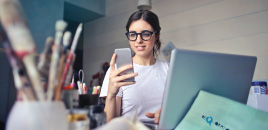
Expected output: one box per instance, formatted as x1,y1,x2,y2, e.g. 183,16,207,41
125,30,158,41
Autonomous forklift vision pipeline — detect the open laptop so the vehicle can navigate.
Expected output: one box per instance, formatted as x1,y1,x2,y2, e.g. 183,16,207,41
145,49,256,130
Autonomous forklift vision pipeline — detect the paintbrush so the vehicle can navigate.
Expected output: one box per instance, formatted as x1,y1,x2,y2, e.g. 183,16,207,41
54,23,83,100
54,31,72,100
58,31,72,80
63,24,82,86
0,32,33,101
3,42,37,101
0,0,45,100
38,37,54,77
38,37,54,92
47,20,67,101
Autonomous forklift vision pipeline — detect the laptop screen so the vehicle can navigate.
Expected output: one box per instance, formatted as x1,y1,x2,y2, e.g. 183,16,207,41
159,49,256,130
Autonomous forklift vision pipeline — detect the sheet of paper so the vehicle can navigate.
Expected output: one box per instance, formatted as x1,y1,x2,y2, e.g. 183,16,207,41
176,90,268,130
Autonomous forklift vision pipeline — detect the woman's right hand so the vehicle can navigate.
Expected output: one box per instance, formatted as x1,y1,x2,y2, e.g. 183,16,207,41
107,53,138,97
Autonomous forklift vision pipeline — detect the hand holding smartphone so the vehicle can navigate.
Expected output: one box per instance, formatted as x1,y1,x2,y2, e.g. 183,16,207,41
114,48,135,82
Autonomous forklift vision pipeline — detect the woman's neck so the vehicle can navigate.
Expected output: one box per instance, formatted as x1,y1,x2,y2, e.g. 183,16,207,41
133,54,156,66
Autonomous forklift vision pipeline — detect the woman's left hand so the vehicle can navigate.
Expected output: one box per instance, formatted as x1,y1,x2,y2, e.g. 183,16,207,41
145,108,161,124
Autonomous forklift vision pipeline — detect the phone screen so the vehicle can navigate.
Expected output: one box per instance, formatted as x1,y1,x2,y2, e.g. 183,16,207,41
115,48,135,82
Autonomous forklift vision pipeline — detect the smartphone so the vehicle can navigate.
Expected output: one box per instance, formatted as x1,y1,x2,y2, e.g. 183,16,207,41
114,48,135,82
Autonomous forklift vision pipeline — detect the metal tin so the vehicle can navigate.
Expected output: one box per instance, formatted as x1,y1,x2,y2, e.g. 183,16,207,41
68,109,90,130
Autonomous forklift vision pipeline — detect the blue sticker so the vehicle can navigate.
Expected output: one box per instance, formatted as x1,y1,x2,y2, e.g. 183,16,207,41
206,116,213,126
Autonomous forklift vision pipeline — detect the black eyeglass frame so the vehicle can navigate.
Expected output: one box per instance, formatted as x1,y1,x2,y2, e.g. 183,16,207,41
125,30,158,41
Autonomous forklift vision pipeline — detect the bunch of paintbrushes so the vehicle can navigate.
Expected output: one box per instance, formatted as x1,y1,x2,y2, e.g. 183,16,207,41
0,0,83,101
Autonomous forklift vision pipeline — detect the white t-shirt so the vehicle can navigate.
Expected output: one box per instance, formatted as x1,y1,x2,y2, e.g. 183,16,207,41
100,60,169,122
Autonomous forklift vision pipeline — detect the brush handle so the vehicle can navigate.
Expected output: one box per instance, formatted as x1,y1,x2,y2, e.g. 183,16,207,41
3,43,36,101
70,24,83,53
23,55,45,100
54,53,73,100
53,54,67,100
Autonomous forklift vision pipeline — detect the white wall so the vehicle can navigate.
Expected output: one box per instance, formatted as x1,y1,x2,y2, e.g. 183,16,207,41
83,0,268,85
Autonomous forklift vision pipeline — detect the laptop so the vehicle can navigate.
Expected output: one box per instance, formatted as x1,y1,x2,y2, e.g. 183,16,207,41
149,49,257,130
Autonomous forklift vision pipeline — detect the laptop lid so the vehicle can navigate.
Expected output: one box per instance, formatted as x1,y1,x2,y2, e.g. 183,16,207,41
159,49,257,130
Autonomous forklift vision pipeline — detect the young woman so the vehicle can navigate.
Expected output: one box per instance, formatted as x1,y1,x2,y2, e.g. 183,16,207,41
100,10,169,123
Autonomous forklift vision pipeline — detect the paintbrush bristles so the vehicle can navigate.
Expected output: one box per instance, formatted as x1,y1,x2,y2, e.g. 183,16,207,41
55,20,67,31
63,31,71,47
0,0,26,26
0,0,35,52
54,20,67,45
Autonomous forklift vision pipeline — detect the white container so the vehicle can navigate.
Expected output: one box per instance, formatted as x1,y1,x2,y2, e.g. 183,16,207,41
6,101,69,130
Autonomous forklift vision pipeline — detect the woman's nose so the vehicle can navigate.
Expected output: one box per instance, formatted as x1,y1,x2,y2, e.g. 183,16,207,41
136,34,143,43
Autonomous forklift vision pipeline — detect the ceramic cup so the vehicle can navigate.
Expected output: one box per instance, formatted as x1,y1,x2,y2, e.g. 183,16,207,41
6,101,68,130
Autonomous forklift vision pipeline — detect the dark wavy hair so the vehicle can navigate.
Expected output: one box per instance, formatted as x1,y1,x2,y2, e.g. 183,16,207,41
126,10,162,57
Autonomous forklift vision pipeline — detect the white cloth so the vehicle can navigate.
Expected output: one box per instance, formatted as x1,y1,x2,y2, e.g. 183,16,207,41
100,60,169,122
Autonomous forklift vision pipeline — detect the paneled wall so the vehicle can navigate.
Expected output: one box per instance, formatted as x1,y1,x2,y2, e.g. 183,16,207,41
20,0,64,53
83,0,268,84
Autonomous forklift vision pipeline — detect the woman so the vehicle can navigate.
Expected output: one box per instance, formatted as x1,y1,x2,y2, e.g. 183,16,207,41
100,10,169,123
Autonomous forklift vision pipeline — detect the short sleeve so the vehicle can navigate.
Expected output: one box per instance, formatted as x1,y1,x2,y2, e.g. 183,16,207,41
158,60,169,75
99,67,123,97
117,87,123,97
100,68,110,97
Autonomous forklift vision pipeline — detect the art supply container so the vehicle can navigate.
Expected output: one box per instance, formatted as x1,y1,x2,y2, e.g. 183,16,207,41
79,94,99,108
6,101,68,130
62,89,79,109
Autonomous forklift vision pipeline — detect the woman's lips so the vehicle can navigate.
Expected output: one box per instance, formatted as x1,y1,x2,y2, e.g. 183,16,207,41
136,46,146,51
